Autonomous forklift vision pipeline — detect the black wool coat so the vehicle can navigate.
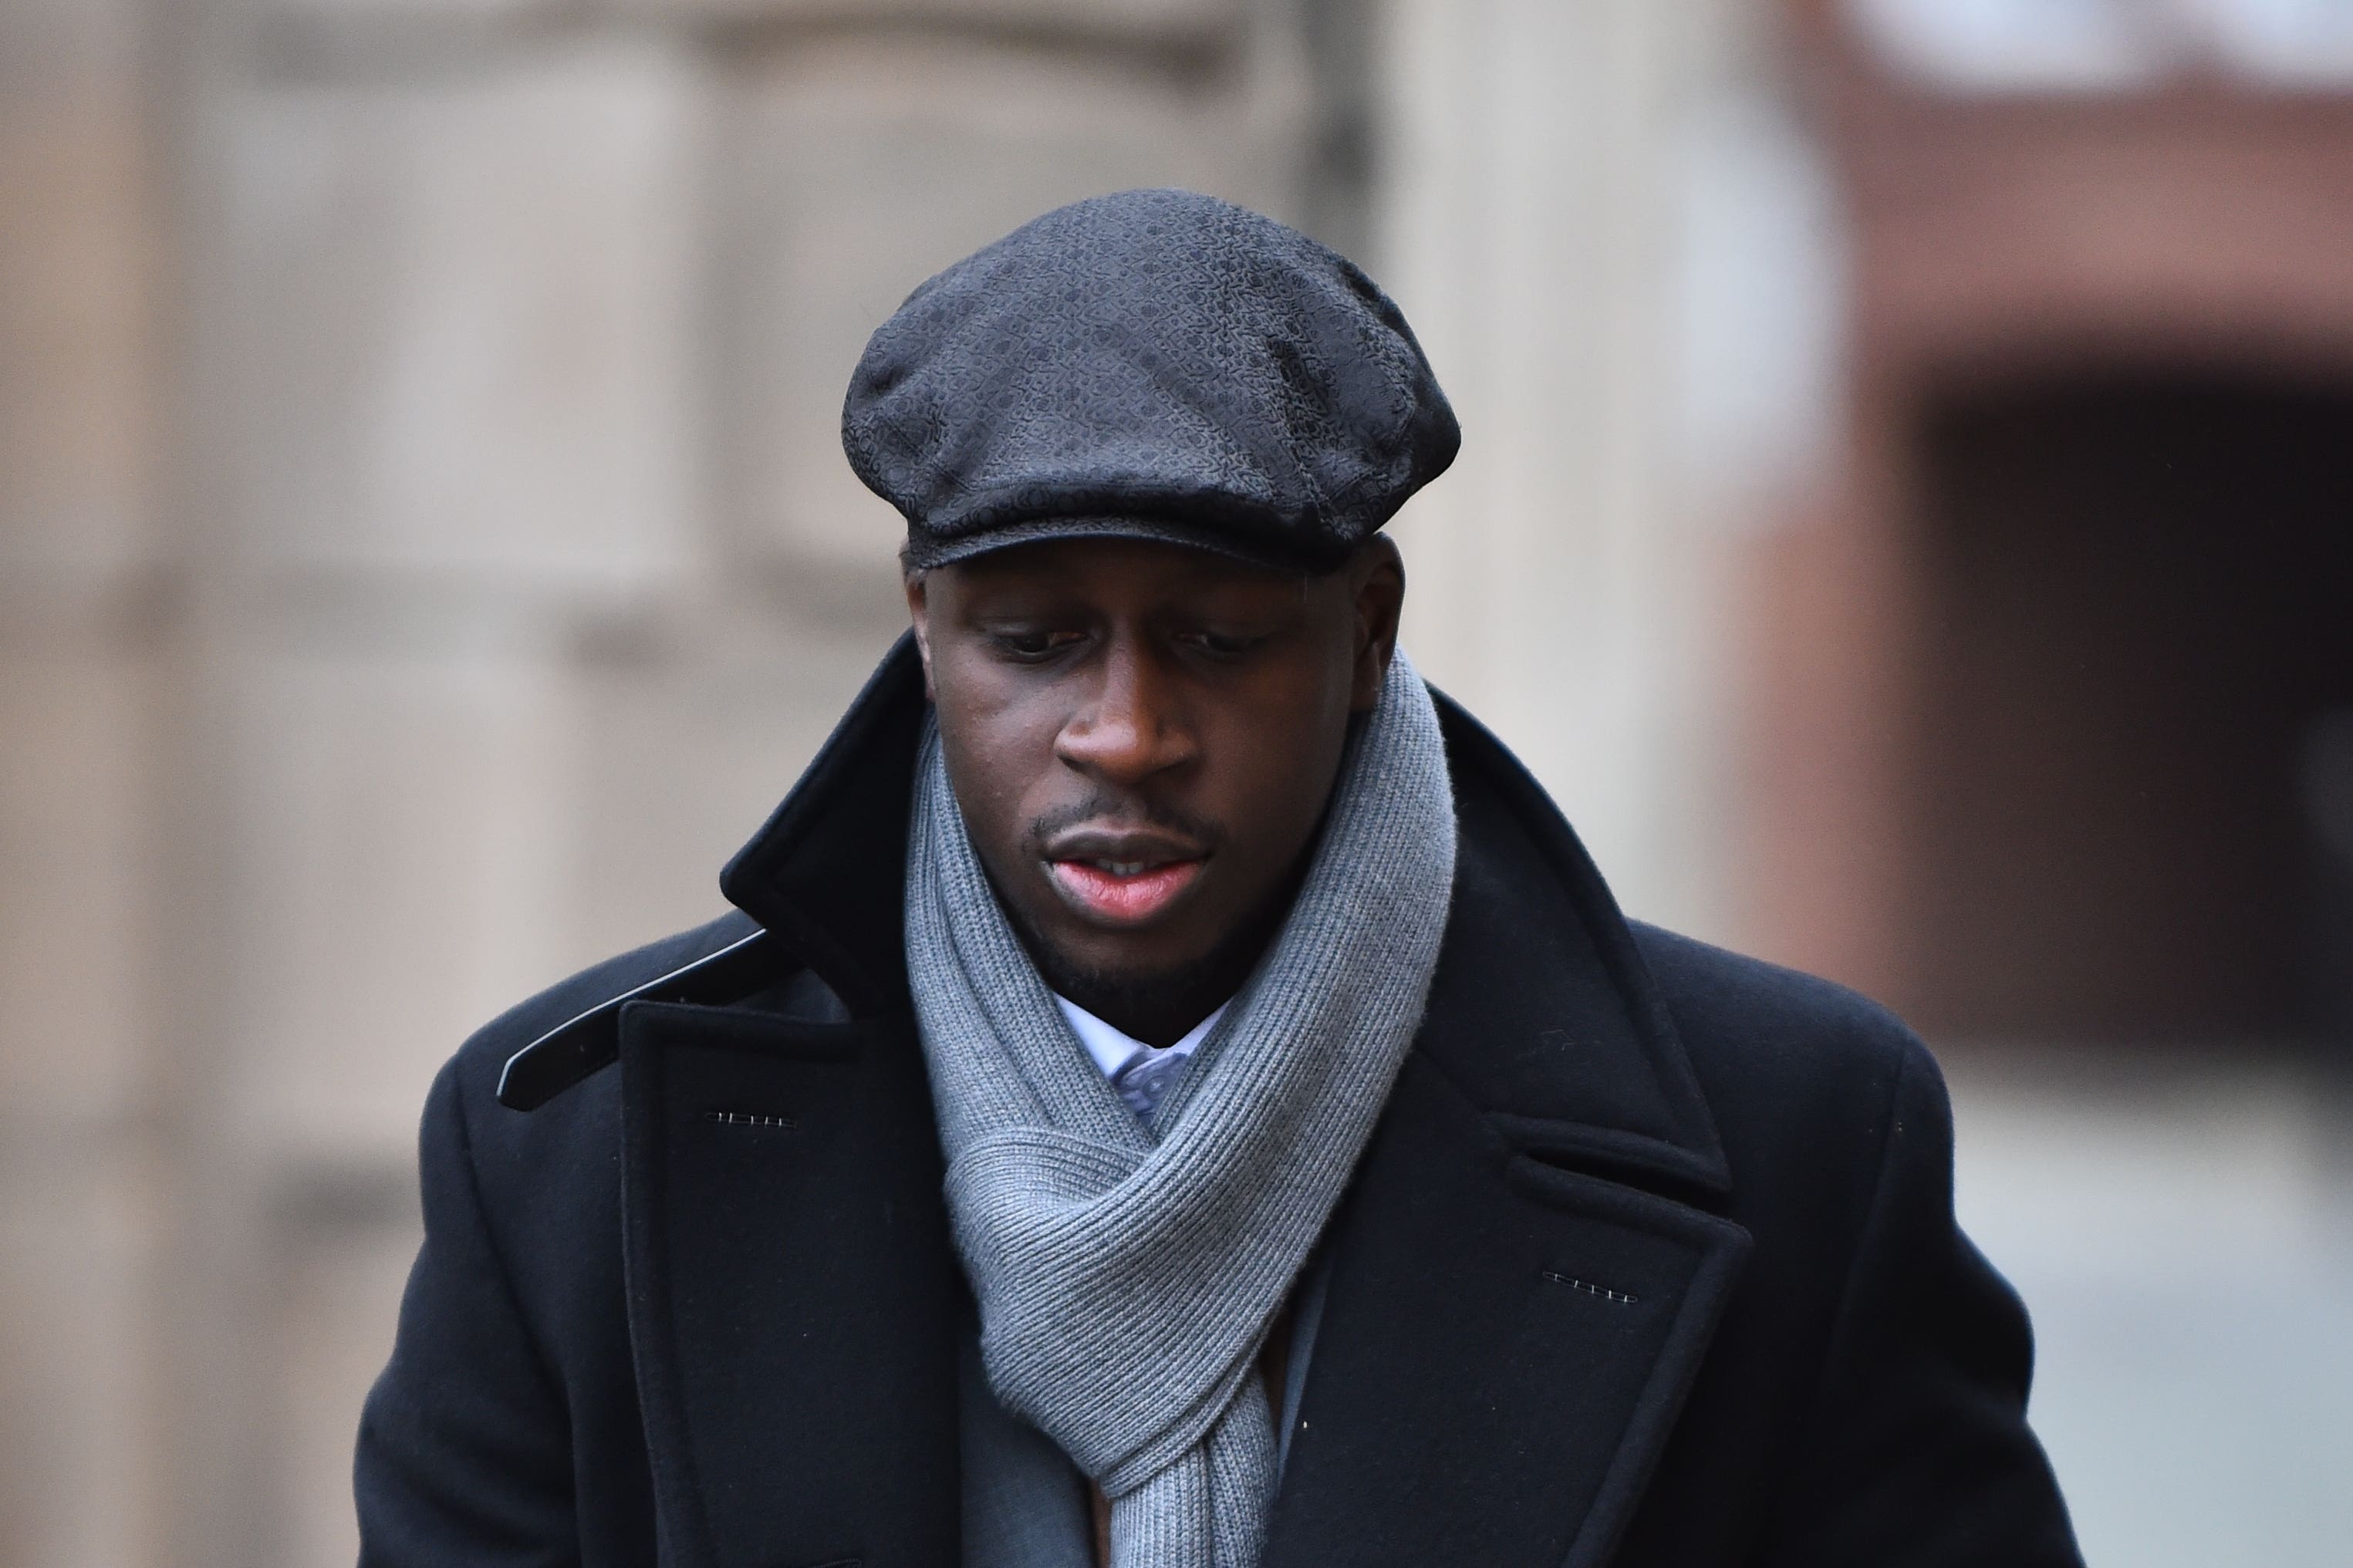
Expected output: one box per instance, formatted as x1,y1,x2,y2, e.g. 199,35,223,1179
355,638,2082,1568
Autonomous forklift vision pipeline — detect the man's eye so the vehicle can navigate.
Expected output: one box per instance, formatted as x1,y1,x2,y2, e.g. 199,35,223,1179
994,629,1084,660
1183,629,1267,659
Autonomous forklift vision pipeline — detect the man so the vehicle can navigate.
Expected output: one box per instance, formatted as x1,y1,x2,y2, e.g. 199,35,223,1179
356,190,2081,1568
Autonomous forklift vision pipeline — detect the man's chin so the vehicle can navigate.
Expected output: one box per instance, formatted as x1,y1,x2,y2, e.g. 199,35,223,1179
1002,872,1295,1040
1016,913,1241,1032
1029,932,1211,1009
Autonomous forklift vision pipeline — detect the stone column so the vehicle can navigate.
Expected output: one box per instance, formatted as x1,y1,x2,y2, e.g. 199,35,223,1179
1372,0,1838,943
167,27,710,1567
0,0,173,1563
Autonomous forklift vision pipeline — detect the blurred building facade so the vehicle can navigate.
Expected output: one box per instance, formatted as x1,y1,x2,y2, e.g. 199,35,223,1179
1764,0,2353,1045
2,0,2350,1564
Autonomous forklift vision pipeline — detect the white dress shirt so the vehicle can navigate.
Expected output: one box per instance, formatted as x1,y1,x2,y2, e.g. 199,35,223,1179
1052,994,1230,1124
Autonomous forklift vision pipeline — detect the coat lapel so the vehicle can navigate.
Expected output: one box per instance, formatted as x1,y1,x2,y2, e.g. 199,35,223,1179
1261,1056,1749,1568
619,997,962,1568
1261,698,1754,1568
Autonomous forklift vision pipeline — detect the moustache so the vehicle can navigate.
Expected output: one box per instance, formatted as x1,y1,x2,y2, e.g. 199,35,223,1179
1021,792,1222,856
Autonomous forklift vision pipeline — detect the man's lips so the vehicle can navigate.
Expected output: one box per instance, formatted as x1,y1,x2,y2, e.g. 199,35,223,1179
1044,856,1206,925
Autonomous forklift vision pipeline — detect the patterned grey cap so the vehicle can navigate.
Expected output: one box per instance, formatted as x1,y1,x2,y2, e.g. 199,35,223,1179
842,188,1460,574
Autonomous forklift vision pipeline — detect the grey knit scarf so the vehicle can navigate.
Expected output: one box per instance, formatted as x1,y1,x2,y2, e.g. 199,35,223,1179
904,650,1457,1568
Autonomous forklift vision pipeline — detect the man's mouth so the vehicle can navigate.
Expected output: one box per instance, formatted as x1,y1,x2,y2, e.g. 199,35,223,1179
1045,857,1204,924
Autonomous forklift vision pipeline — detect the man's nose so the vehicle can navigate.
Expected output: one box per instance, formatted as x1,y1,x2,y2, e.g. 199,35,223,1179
1056,636,1197,785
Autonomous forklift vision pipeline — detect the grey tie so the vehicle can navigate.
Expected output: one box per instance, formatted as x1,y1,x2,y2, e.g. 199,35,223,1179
1109,1047,1192,1125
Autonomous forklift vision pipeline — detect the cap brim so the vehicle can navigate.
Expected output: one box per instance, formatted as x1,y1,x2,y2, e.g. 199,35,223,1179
904,513,1344,575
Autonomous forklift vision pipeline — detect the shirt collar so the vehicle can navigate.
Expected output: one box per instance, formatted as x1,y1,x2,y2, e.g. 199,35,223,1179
1053,994,1231,1081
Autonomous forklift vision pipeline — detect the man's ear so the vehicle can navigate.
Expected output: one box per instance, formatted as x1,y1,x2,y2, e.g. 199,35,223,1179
1348,534,1406,713
903,568,938,702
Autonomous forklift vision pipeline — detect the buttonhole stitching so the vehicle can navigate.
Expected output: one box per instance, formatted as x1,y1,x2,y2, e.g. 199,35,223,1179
702,1109,798,1130
1541,1270,1638,1304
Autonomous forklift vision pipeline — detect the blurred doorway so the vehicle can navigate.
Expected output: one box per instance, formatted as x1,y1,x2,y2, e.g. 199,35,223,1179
1901,372,2353,1044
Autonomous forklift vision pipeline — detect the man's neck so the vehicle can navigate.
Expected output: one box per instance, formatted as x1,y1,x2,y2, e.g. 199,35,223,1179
1049,969,1237,1050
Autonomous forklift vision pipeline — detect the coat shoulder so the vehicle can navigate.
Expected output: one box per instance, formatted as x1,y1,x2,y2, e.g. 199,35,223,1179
420,912,761,1256
1626,920,1941,1178
1616,926,2080,1567
1630,922,1923,1070
393,911,763,1379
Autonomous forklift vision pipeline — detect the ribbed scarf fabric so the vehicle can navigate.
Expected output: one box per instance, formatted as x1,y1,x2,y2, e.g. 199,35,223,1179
904,651,1457,1568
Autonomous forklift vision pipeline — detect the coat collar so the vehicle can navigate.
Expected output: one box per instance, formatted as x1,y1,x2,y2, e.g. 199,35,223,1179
1414,693,1730,1195
717,631,931,1017
715,631,1730,1194
629,633,1747,1568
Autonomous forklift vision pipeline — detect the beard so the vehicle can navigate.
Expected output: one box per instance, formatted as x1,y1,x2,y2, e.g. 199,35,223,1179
987,856,1300,1048
1026,896,1288,1042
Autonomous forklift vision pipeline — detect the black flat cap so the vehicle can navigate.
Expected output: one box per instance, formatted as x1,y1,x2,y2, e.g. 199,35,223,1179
842,188,1460,574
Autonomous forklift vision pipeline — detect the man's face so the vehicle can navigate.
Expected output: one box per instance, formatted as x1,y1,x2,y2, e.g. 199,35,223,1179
906,535,1403,1037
